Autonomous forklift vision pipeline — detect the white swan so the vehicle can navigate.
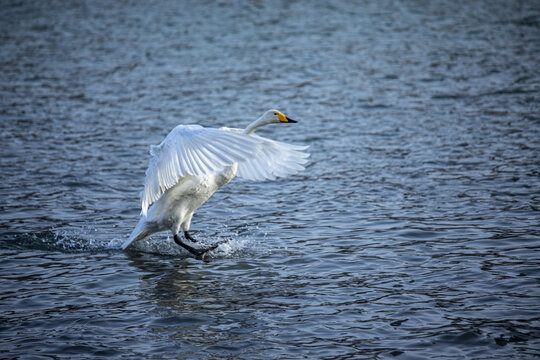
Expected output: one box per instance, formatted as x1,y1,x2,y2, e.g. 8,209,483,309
122,109,309,256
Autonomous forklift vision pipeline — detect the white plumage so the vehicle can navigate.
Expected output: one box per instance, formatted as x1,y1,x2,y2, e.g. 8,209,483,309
141,125,262,216
122,109,309,256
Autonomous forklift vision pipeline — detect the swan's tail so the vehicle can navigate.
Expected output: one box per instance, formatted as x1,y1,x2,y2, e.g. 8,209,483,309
122,217,152,250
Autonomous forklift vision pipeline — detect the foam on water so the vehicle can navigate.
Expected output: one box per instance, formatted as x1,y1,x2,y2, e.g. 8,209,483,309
126,234,257,259
7,227,266,260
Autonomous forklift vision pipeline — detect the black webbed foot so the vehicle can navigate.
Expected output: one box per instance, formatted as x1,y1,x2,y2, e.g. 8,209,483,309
174,234,218,259
184,230,197,243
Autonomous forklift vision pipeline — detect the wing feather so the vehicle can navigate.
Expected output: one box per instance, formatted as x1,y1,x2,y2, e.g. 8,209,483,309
188,140,212,174
140,125,262,215
184,138,203,174
141,125,310,215
231,132,310,182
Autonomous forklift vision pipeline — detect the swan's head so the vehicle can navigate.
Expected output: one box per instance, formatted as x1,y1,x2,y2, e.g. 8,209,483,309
244,109,297,135
261,109,297,124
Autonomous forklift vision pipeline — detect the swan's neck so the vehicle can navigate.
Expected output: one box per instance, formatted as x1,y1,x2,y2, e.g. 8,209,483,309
243,116,269,135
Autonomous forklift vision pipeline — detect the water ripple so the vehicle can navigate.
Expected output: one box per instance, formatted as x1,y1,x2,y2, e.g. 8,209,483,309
1,0,539,359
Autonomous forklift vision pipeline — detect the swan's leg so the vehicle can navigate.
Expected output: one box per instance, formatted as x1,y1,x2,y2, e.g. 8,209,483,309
181,213,196,242
173,234,218,258
184,230,197,243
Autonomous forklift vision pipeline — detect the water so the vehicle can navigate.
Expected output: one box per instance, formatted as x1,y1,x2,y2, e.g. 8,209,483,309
1,0,539,358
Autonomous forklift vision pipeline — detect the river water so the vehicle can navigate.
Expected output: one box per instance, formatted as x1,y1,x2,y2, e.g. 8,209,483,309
1,0,539,358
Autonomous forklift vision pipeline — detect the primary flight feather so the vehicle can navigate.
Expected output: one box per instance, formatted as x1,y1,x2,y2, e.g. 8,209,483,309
123,109,309,257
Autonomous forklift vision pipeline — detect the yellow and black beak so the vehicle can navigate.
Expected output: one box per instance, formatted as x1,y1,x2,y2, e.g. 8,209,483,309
277,113,297,123
285,116,297,123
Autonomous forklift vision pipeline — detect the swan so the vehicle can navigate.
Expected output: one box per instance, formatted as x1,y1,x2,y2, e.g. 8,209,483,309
122,109,309,257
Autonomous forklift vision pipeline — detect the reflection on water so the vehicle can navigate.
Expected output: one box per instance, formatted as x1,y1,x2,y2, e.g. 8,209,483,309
1,0,539,358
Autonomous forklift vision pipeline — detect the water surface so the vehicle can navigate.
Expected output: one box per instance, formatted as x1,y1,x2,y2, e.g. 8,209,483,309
1,0,539,358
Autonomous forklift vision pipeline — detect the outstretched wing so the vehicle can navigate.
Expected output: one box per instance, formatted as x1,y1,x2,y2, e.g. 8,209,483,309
221,128,310,181
141,124,262,215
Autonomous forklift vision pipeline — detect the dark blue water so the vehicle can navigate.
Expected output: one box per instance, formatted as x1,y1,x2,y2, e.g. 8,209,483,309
1,0,539,358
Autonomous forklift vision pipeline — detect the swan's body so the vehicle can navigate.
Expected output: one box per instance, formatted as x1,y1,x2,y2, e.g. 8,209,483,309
122,109,309,256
